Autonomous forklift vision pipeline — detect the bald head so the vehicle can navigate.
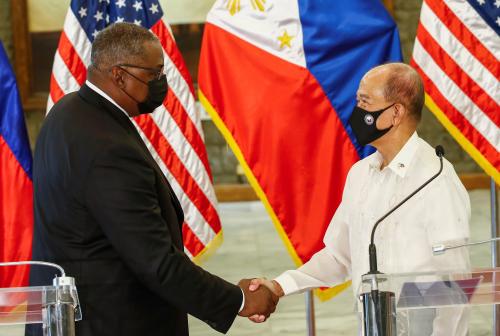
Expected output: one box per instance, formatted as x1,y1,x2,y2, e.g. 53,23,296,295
365,63,424,123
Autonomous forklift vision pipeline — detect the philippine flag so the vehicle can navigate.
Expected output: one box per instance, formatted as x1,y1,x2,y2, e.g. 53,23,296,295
199,0,401,298
0,42,33,288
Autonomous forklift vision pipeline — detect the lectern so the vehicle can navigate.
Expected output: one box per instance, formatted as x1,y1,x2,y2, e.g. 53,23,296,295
358,267,500,335
0,262,81,336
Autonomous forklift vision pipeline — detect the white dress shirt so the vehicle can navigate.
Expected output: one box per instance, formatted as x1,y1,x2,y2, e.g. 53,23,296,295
275,132,470,335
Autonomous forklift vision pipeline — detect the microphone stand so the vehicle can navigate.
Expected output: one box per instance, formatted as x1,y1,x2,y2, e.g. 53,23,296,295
433,237,500,255
360,146,445,336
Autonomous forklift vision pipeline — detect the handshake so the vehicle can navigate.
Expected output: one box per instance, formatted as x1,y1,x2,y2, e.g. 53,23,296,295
237,278,285,323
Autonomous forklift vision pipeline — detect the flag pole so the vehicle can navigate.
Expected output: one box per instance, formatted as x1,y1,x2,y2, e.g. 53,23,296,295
305,290,316,336
490,178,499,336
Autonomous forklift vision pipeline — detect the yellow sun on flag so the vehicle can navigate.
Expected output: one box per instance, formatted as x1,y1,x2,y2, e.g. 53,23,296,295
278,30,294,49
250,0,266,11
226,0,266,15
226,0,240,15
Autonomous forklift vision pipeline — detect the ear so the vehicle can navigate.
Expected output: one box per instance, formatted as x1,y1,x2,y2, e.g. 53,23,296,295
110,66,126,88
392,103,406,126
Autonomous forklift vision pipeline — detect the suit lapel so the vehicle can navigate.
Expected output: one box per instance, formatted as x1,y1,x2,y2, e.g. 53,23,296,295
125,124,186,230
79,84,185,246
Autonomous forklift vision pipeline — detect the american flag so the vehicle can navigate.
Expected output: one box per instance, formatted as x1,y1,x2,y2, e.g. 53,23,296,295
411,0,499,184
48,0,222,261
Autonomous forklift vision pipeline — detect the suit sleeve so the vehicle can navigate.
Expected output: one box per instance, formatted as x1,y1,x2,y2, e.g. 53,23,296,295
84,143,241,334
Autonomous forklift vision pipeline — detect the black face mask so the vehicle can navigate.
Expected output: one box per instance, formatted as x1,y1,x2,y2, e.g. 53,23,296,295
137,74,168,114
120,68,168,114
348,103,394,146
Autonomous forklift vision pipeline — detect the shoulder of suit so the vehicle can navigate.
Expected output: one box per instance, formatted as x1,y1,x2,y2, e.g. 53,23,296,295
49,91,124,130
46,91,101,127
45,91,135,153
47,92,80,115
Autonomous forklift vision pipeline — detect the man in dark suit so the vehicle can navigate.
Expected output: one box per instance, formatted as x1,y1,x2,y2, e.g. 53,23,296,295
28,23,277,336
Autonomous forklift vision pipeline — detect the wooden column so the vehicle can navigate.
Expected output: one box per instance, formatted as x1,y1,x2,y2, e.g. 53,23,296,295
10,0,32,105
383,0,395,16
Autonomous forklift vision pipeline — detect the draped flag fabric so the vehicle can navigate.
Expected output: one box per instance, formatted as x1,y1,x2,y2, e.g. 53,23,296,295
0,42,33,288
198,0,401,299
49,0,221,261
411,0,499,183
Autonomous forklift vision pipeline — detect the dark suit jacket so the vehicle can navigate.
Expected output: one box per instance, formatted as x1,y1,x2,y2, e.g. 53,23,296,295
28,84,241,336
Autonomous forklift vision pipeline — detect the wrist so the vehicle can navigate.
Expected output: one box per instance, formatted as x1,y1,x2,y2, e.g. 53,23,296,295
272,280,285,297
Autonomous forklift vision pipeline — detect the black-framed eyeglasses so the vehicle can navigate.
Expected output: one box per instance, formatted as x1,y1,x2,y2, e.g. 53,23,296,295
116,63,164,80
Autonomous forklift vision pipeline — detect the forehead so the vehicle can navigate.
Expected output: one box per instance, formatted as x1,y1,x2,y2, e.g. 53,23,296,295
357,70,387,99
138,40,164,65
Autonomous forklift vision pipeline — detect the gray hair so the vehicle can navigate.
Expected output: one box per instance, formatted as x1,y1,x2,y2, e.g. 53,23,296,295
382,63,425,122
90,22,159,70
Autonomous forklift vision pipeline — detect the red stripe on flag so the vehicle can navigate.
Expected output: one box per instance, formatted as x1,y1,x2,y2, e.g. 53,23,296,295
411,60,500,169
165,90,213,179
182,222,205,257
199,24,359,263
151,20,196,96
49,73,66,104
416,26,499,126
134,115,222,233
0,136,33,288
424,0,499,79
57,32,87,86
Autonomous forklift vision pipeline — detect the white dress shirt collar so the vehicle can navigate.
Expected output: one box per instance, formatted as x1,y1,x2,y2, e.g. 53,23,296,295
85,80,131,119
368,131,419,178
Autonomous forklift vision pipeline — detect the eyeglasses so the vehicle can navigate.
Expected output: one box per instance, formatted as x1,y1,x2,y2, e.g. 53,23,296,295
116,63,164,80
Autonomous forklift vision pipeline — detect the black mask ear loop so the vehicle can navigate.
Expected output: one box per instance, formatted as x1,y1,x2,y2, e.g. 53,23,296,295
112,66,145,104
110,66,168,114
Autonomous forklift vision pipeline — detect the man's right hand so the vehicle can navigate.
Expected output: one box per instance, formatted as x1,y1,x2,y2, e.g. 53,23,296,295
249,278,284,297
238,278,279,320
246,278,284,323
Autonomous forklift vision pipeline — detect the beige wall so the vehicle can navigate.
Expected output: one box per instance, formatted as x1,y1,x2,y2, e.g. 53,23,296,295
28,0,216,32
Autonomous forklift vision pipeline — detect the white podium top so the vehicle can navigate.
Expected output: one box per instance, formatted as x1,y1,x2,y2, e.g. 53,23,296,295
0,284,81,325
357,267,500,311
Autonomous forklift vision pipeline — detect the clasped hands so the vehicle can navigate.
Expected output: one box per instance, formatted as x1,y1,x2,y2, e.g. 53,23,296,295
237,278,284,323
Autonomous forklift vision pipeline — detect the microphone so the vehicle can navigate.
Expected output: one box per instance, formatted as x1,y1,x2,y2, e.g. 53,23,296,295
367,145,445,274
433,237,500,255
435,145,445,157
